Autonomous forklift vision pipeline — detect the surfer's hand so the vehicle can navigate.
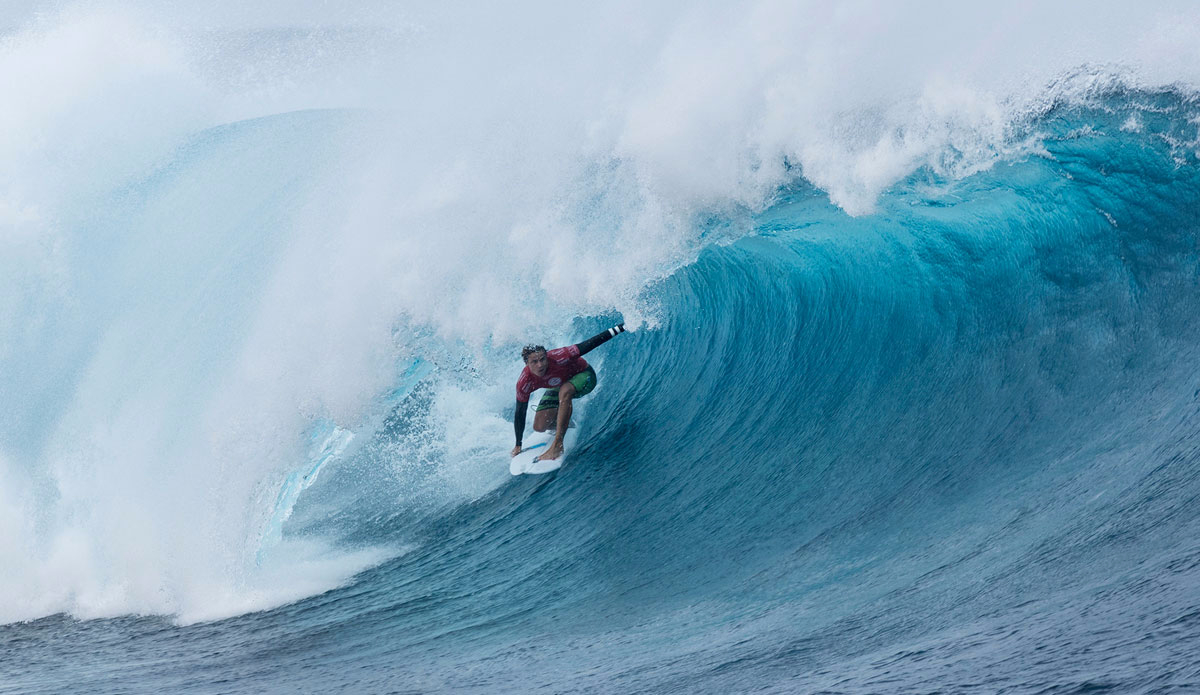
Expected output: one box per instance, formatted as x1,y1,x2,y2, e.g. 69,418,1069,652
511,445,522,457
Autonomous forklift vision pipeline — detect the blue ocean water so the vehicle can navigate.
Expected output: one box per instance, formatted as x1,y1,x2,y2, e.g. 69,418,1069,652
4,5,1200,694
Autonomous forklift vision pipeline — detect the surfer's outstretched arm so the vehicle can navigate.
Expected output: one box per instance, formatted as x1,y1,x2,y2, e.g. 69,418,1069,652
576,323,625,356
512,400,528,455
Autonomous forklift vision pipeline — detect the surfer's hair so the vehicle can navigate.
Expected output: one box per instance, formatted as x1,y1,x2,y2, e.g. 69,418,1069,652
521,344,546,361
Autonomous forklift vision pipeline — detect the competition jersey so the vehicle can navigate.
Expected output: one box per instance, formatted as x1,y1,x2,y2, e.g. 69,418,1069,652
515,345,590,402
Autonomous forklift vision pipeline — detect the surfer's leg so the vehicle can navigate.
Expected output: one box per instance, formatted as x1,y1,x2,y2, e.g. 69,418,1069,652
542,369,594,460
543,382,576,459
533,389,559,432
533,407,558,432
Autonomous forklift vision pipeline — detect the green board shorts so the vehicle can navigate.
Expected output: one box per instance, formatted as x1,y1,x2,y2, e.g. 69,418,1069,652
535,366,597,412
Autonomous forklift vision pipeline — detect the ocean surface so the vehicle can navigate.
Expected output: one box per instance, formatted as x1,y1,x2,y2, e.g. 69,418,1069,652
3,3,1200,693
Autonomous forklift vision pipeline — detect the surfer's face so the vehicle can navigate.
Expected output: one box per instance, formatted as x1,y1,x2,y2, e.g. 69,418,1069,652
525,350,548,376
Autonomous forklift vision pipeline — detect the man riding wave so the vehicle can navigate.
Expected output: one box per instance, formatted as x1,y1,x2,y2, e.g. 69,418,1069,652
511,324,626,462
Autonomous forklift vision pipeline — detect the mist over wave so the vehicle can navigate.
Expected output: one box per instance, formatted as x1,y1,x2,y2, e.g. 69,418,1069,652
3,2,1200,692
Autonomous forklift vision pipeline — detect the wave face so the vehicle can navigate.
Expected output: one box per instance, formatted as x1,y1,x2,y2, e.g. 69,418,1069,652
5,4,1200,694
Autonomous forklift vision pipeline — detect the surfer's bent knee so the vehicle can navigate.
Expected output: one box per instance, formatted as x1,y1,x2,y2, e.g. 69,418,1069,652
533,411,555,431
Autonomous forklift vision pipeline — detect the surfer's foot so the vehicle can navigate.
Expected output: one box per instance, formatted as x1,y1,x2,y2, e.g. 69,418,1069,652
541,442,564,461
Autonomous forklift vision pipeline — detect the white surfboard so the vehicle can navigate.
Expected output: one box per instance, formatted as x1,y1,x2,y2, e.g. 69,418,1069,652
510,426,579,475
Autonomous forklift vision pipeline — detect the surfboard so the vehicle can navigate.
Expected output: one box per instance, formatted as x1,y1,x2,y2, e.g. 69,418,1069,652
510,425,579,475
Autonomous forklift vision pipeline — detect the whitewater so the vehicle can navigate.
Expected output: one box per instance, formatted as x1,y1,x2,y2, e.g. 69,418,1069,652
3,1,1200,692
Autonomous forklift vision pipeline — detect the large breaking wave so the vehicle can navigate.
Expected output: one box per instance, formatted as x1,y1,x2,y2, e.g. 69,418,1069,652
3,3,1200,693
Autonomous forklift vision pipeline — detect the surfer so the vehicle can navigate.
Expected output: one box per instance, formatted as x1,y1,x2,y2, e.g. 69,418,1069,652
511,324,626,461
